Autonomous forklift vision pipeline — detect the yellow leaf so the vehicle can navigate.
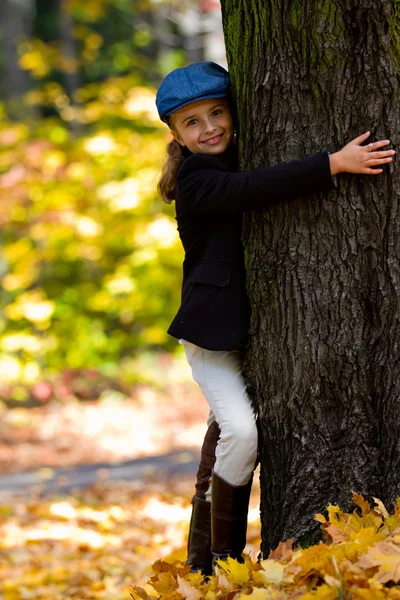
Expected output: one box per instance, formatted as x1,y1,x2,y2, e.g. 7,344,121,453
291,544,331,577
236,587,283,599
344,526,386,562
204,589,219,600
298,583,340,599
185,571,205,588
258,559,285,584
215,556,249,586
322,499,383,535
149,571,178,595
176,575,202,600
349,585,387,599
360,511,384,532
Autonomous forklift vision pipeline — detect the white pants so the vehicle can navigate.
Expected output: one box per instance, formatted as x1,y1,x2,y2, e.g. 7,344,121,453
180,339,258,488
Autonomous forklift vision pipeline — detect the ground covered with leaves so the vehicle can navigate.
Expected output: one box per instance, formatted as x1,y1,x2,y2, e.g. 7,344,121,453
3,380,400,599
0,376,260,599
134,494,400,600
0,475,261,600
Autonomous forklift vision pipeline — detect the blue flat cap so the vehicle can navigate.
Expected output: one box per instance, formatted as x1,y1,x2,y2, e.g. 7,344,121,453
156,62,230,122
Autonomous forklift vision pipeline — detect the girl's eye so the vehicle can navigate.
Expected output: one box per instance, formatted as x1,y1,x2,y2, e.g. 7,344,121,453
187,119,197,126
212,109,223,116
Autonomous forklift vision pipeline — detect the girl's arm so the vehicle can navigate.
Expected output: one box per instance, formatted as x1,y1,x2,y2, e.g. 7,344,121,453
177,133,394,215
178,152,334,214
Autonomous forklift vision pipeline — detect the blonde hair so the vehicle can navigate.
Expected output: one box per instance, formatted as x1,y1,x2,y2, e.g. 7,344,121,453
157,118,185,204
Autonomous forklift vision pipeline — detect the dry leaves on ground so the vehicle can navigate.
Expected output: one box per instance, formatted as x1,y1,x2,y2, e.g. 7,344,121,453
0,474,261,600
134,493,400,600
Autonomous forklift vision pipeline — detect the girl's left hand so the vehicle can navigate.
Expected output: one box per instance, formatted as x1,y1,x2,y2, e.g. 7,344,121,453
329,131,395,176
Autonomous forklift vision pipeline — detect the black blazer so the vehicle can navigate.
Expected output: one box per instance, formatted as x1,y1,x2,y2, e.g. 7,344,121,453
168,145,336,351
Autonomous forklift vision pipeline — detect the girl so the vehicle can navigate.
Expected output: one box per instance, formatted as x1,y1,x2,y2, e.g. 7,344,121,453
155,61,394,574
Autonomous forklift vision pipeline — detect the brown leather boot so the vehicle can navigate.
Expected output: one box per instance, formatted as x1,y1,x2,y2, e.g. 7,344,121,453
211,471,253,570
186,496,212,575
186,421,220,574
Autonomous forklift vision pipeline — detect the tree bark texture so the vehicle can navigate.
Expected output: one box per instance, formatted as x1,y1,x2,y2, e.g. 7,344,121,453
220,0,400,554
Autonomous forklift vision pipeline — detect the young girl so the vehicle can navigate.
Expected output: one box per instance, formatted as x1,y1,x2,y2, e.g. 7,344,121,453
155,61,394,574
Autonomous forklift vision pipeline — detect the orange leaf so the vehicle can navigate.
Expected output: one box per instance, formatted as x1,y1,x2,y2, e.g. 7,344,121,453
352,493,371,515
320,522,350,544
315,514,327,524
268,539,294,562
131,587,157,600
358,541,400,584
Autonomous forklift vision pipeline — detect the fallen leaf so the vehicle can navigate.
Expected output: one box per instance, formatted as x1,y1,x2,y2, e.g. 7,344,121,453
358,541,400,583
373,497,390,519
131,586,157,600
216,556,249,586
216,570,234,591
268,539,294,562
258,559,284,584
353,492,371,515
176,575,202,600
298,583,341,599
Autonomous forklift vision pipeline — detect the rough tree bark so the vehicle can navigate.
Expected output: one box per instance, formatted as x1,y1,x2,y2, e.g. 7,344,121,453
220,0,400,554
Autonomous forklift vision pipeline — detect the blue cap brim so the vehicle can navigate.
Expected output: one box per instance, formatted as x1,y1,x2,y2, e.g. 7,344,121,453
163,92,229,122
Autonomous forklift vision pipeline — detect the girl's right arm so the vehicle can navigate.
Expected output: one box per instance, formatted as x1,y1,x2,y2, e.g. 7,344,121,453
177,133,394,215
178,151,334,214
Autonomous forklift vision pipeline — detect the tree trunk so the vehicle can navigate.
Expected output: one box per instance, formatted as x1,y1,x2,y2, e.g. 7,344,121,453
0,0,34,102
58,0,80,101
220,0,400,555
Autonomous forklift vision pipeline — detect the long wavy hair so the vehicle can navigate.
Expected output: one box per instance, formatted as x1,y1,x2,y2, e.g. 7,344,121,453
157,117,185,204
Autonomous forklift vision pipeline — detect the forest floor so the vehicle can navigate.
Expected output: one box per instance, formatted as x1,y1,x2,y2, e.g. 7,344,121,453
0,358,261,600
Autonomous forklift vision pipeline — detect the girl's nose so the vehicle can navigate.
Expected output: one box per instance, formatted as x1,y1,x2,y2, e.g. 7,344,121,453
204,118,216,134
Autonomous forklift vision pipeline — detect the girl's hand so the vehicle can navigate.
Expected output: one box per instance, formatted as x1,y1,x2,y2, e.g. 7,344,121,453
329,131,395,176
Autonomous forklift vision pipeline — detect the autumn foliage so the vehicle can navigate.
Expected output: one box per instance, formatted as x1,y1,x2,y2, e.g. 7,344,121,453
135,493,400,600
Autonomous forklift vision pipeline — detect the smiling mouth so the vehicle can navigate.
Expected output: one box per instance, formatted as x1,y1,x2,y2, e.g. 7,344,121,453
202,134,223,145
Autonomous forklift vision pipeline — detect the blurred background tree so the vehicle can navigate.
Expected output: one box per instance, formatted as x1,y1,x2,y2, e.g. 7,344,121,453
0,0,225,402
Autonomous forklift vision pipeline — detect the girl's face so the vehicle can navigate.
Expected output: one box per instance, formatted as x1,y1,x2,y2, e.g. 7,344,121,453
170,97,234,155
